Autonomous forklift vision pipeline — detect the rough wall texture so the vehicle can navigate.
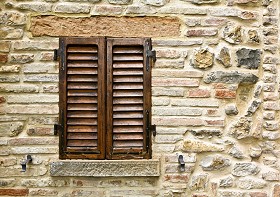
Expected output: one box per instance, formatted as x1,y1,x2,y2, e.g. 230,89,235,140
0,0,280,196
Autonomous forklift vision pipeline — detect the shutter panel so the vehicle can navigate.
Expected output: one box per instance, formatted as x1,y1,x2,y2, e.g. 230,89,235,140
59,37,106,159
106,38,152,159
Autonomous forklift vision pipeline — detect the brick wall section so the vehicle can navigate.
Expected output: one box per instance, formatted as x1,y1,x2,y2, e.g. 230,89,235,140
0,0,280,196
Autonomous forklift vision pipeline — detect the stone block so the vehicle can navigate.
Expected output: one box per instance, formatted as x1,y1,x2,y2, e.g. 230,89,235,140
238,177,266,189
0,84,39,93
108,0,132,4
182,0,219,4
16,2,52,12
10,54,34,64
152,107,202,116
0,27,23,39
0,41,11,52
171,98,219,107
0,179,16,187
200,155,230,171
0,65,20,73
152,87,185,97
153,117,204,126
23,74,59,82
153,39,202,46
50,160,160,177
191,48,214,69
204,71,258,84
186,29,218,37
30,16,180,37
237,48,262,69
53,3,90,13
92,5,123,15
143,0,170,6
232,162,260,177
13,40,58,51
0,122,23,137
182,139,224,152
153,78,199,87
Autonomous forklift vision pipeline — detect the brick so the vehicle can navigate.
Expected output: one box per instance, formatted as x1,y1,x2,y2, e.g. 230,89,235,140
7,95,58,104
0,65,20,73
152,107,202,116
143,0,169,6
92,5,123,15
186,29,217,37
263,111,275,120
205,119,224,126
53,3,90,13
152,87,185,96
263,101,280,110
13,41,58,51
187,89,211,98
8,138,58,145
125,5,156,14
28,117,58,125
263,83,275,92
10,54,34,64
201,17,228,26
21,178,70,187
154,60,185,69
264,56,280,64
152,78,199,87
210,8,240,16
165,164,194,173
0,12,26,26
27,127,54,136
0,97,5,103
205,109,222,117
165,153,196,163
164,174,189,183
152,69,203,78
215,89,236,99
0,179,16,187
0,189,29,196
23,64,56,73
39,52,54,61
0,84,39,93
29,189,58,196
0,53,8,63
155,135,182,143
10,147,58,154
159,6,207,15
273,185,280,197
4,104,58,114
250,192,267,197
16,3,52,12
0,75,19,83
153,39,203,46
70,190,105,196
110,189,158,196
0,41,11,52
30,16,180,37
156,48,185,59
153,117,204,126
0,28,23,39
42,85,59,93
171,98,219,107
263,17,278,26
155,127,186,135
23,74,59,82
0,158,16,167
264,92,279,101
108,0,131,4
185,18,201,27
152,97,170,106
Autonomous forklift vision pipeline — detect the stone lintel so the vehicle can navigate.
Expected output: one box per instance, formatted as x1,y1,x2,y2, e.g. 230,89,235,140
50,159,160,177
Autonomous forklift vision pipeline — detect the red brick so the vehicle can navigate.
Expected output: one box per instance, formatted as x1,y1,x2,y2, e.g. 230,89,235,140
0,96,6,103
212,83,227,89
273,184,280,197
205,119,224,126
215,89,236,99
0,189,29,196
164,174,189,183
250,192,267,197
0,53,8,63
188,89,211,98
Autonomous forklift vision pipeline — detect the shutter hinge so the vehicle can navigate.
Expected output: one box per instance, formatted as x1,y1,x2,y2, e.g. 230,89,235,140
53,49,59,61
151,124,156,137
146,50,156,71
54,124,61,135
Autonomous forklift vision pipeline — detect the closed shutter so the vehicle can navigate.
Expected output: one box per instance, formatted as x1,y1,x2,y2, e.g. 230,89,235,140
58,37,106,159
106,38,152,159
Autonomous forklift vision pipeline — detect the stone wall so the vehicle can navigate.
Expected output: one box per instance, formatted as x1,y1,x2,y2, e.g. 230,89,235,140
0,0,280,196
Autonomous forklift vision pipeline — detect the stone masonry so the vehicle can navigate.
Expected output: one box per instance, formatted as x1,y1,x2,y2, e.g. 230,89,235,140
0,0,280,196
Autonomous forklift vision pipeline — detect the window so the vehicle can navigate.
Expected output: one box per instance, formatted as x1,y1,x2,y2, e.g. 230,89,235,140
55,37,155,160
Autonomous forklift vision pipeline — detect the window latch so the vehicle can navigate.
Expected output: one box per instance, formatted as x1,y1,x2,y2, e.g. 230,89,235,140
53,49,59,61
54,124,61,135
151,124,156,137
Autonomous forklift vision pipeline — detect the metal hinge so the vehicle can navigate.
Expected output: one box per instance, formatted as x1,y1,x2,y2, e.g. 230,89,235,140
53,49,59,61
146,50,156,71
151,124,156,137
54,124,61,135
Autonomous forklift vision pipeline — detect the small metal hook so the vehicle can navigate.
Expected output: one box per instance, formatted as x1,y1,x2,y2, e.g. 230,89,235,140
178,155,185,172
20,155,32,172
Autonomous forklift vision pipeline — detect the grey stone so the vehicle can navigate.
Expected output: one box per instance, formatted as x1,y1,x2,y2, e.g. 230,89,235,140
181,0,219,4
229,117,252,139
0,122,23,137
262,171,280,181
204,71,258,84
219,176,234,187
228,145,244,159
50,160,160,177
189,174,208,191
262,131,280,140
217,47,231,67
254,82,263,98
236,48,262,69
200,155,230,171
192,48,214,69
249,146,262,158
263,121,279,131
238,177,266,189
223,23,242,44
188,129,222,138
225,103,238,115
232,162,260,177
246,99,262,116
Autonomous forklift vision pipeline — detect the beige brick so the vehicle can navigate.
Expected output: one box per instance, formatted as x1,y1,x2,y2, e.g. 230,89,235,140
153,39,203,46
0,84,39,93
16,2,52,12
8,137,58,145
10,54,34,64
153,117,204,126
152,107,202,116
152,87,185,97
0,65,20,73
0,179,16,187
159,6,207,15
23,74,59,82
153,78,199,87
154,59,185,69
186,29,218,37
10,147,58,154
152,97,170,106
0,75,19,83
171,98,219,107
152,69,203,78
155,135,182,143
92,5,123,15
30,16,180,37
0,28,23,39
4,104,58,114
13,40,58,51
155,48,186,59
29,189,58,196
23,63,56,73
53,3,90,13
0,41,11,52
40,52,54,61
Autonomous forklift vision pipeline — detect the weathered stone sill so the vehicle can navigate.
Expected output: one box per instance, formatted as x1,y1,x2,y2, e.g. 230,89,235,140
50,160,160,177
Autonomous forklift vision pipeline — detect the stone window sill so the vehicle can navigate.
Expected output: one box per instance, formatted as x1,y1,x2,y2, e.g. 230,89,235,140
50,159,160,177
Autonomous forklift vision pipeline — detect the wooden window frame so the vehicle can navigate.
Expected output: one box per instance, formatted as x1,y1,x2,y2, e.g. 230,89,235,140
56,37,154,160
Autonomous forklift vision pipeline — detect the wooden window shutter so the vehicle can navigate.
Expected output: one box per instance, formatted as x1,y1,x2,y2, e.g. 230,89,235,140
106,38,152,159
58,37,106,159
